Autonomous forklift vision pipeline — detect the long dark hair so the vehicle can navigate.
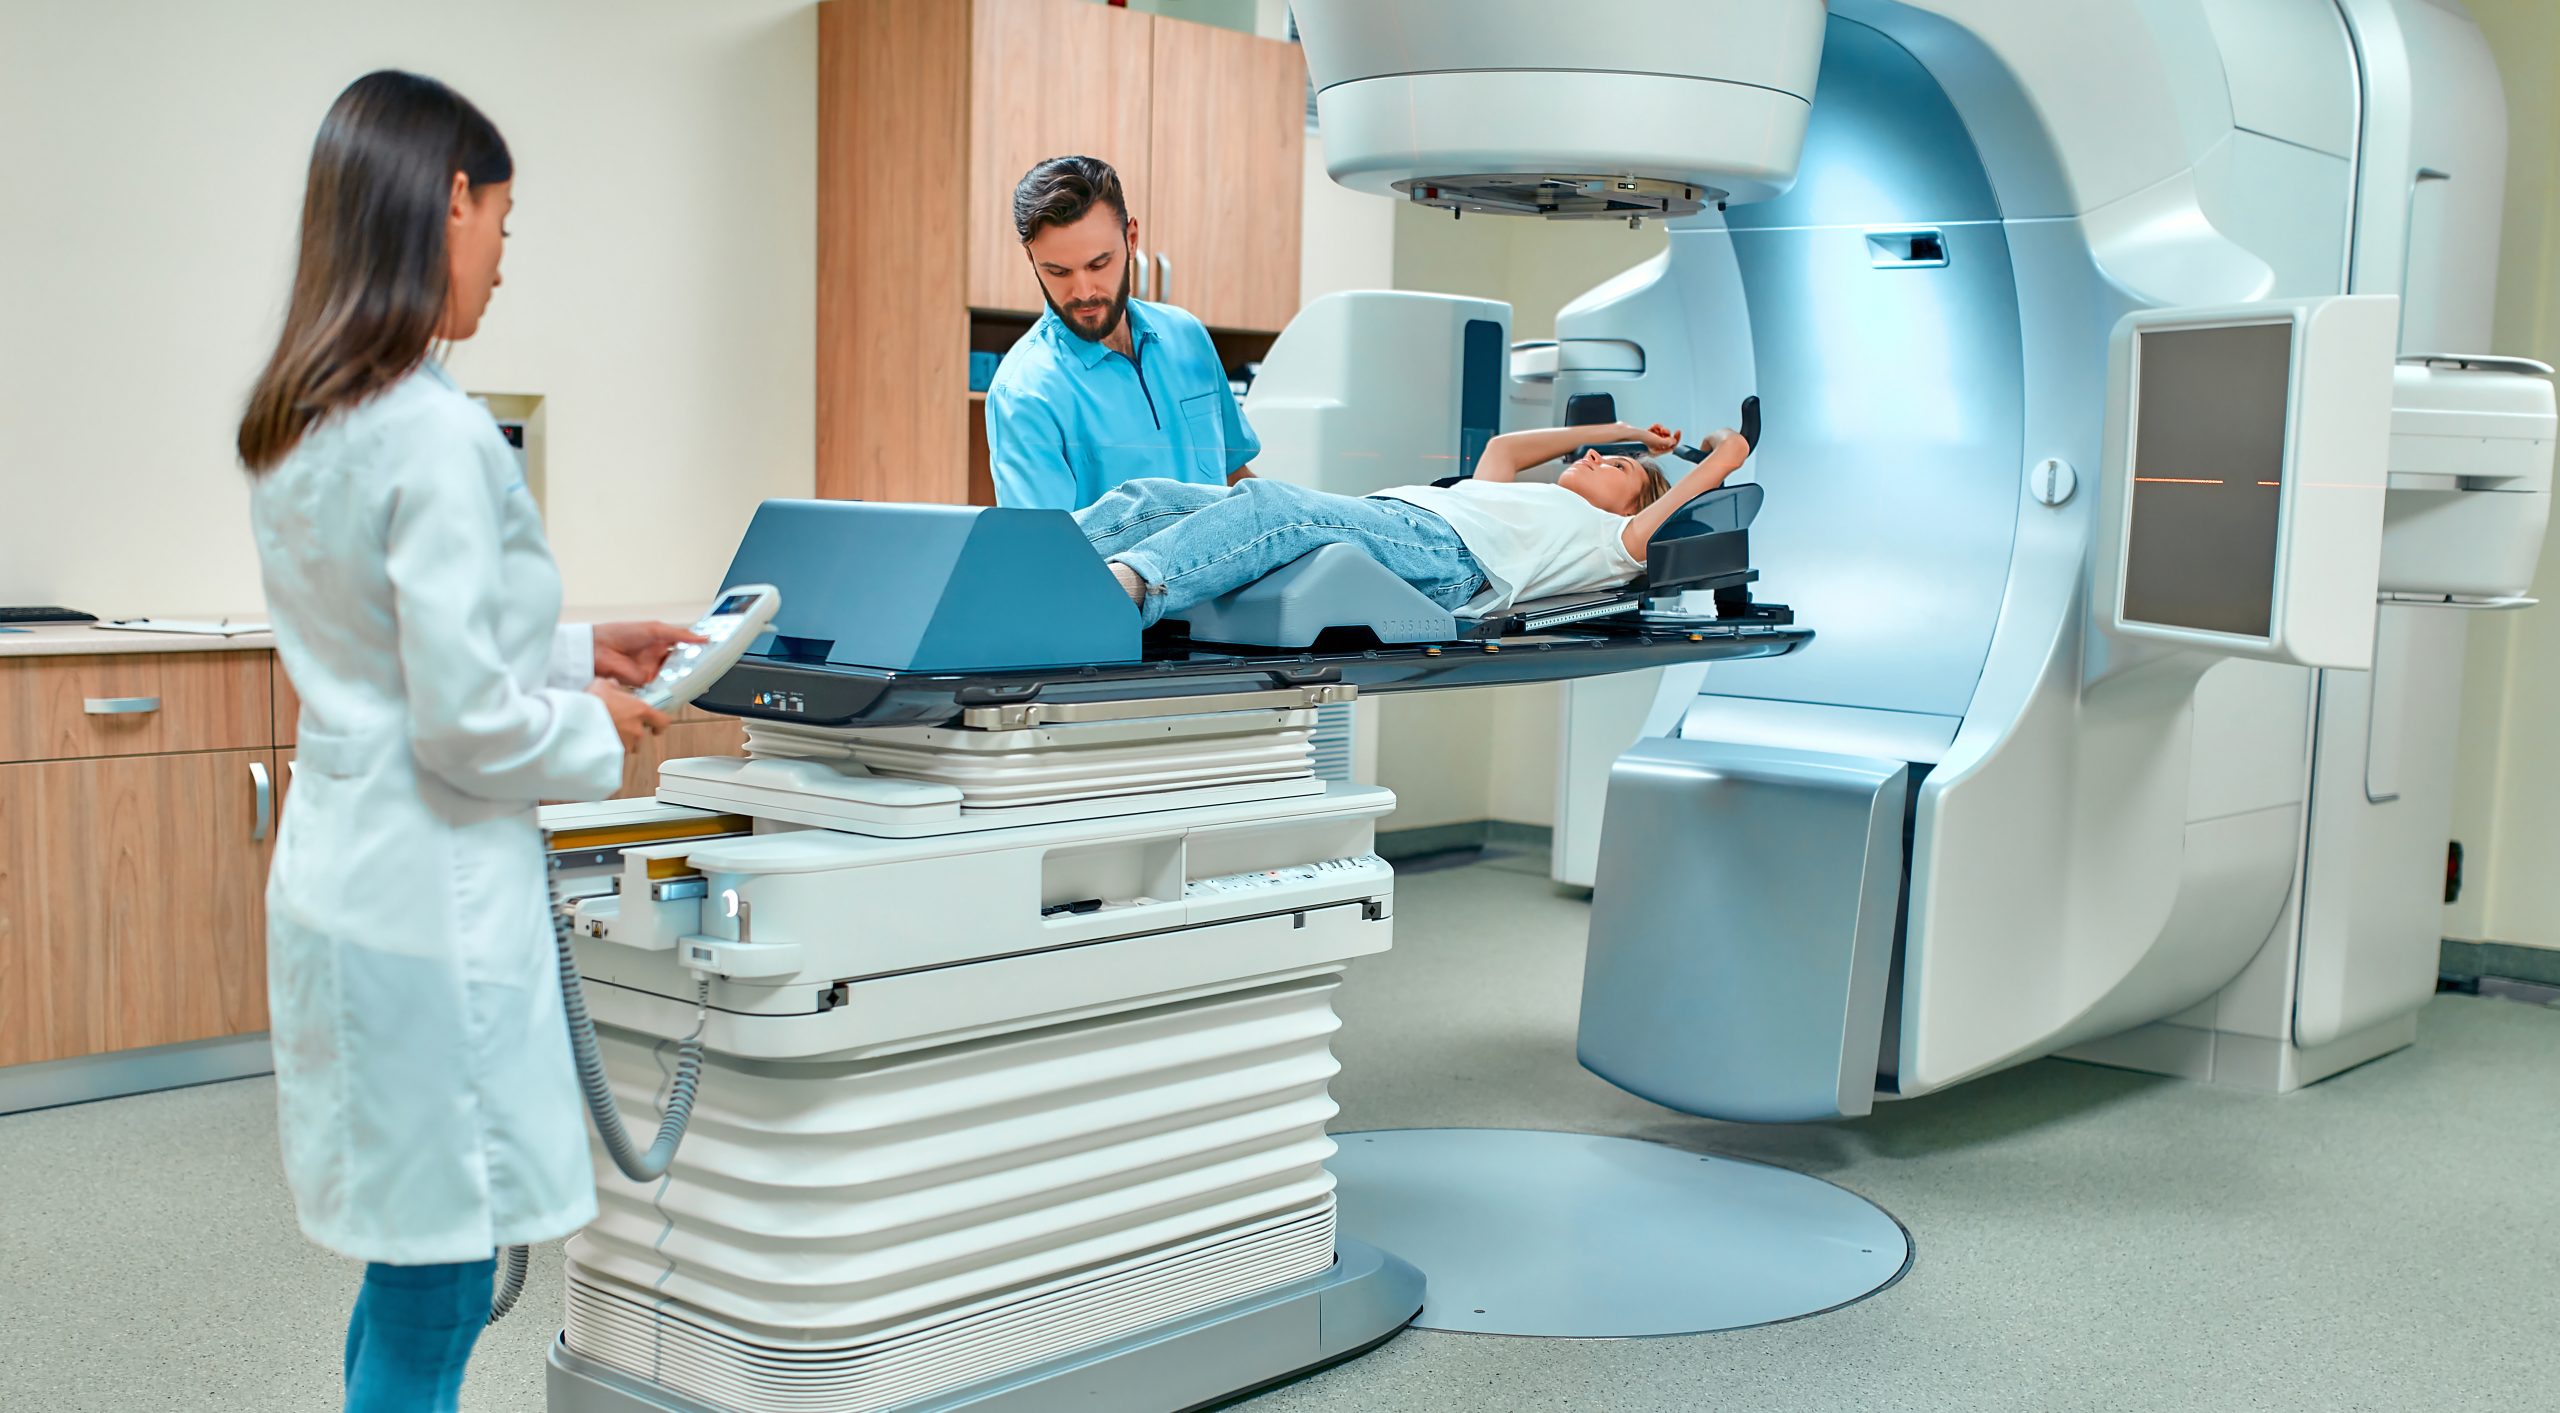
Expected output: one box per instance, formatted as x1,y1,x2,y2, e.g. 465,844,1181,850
237,71,511,471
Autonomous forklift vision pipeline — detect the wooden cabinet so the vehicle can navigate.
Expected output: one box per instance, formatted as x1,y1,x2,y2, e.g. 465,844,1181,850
820,0,1306,505
1145,17,1307,334
817,0,972,507
0,649,283,1081
0,641,752,1106
963,0,1155,314
0,651,270,764
0,748,272,1067
614,714,749,801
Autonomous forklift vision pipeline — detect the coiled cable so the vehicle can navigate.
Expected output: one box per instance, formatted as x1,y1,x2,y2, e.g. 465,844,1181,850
490,855,712,1324
486,1244,531,1327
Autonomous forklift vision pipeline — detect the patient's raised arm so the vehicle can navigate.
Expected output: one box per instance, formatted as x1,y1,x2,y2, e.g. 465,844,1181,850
1473,421,1666,482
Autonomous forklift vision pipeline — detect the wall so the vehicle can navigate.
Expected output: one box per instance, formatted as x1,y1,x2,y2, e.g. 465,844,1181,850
0,0,816,617
1093,0,1286,41
1391,203,1668,342
0,0,1474,833
2444,0,2560,951
1113,0,1263,32
1299,130,1397,303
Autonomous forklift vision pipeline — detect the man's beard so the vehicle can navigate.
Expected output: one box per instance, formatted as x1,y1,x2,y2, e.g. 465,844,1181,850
1048,255,1134,344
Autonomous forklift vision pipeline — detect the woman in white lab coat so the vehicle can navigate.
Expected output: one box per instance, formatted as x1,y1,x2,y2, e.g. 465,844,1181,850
236,71,692,1412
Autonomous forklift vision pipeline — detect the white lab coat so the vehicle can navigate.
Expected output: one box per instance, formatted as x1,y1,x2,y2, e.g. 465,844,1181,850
249,361,624,1265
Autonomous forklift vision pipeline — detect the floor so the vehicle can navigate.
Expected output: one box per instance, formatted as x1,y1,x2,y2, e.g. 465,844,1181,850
5,847,2557,1413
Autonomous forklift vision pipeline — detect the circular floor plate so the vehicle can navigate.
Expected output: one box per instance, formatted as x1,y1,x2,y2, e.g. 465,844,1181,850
1328,1128,1910,1337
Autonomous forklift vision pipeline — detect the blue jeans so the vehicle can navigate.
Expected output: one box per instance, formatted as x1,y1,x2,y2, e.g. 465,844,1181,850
343,1257,494,1413
1075,478,1487,628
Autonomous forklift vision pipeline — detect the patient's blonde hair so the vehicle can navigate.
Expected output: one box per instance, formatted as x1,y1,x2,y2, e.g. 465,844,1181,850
1633,455,1672,511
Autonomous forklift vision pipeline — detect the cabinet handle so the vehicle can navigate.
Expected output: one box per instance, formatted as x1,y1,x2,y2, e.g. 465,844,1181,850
1134,245,1152,300
250,761,273,842
1157,252,1172,303
84,696,161,715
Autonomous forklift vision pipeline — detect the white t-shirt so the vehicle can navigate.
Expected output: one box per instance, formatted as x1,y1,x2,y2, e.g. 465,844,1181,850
1372,480,1643,613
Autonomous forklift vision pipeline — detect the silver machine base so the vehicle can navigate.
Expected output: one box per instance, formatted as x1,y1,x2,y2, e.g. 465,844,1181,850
544,1239,1424,1413
1330,1129,1911,1337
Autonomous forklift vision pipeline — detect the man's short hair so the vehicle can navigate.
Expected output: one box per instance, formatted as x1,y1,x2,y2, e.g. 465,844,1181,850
1013,155,1130,242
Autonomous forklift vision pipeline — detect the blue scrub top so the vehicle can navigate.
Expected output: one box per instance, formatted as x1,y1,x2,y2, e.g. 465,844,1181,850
984,299,1261,510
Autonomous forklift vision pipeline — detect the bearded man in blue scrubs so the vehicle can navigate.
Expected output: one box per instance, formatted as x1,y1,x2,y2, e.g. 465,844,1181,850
985,155,1259,510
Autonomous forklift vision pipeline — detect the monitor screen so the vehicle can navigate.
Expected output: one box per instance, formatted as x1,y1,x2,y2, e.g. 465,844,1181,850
2122,322,2294,639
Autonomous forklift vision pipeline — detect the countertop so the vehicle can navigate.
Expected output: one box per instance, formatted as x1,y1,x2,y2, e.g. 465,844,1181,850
0,606,706,659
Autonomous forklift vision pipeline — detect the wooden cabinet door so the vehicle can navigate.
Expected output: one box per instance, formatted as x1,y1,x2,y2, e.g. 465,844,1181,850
614,716,750,801
0,749,272,1067
965,0,1156,314
0,651,271,764
1145,20,1305,334
819,0,974,504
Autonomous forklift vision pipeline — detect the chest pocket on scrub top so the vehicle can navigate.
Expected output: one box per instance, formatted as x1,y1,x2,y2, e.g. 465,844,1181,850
1178,390,1229,481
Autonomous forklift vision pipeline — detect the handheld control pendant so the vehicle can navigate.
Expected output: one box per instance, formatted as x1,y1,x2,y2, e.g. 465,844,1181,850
636,584,782,712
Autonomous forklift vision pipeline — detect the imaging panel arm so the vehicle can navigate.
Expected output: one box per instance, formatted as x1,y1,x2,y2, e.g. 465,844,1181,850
2380,354,2555,605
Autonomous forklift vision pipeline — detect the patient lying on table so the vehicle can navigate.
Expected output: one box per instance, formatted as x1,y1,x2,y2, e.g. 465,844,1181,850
1076,419,1753,627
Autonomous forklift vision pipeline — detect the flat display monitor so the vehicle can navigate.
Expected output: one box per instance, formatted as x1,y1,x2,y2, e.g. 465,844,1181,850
2120,322,2295,639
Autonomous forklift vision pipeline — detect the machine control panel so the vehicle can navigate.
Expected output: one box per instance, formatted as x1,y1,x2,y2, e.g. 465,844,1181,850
1185,854,1388,899
638,584,782,712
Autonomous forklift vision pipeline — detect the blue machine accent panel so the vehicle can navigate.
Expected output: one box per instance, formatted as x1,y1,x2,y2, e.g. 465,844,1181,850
1458,317,1505,476
719,500,1140,672
1722,19,2002,233
1580,738,1908,1123
1330,1129,1907,1337
1687,16,2025,719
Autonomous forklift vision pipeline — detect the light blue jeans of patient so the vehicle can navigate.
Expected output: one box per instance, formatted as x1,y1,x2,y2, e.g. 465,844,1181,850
1074,478,1487,628
342,1257,494,1413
